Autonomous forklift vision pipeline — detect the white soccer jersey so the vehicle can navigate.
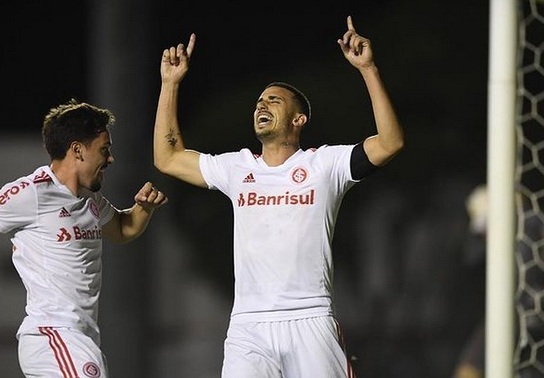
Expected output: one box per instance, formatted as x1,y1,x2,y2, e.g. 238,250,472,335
200,145,363,322
0,165,116,344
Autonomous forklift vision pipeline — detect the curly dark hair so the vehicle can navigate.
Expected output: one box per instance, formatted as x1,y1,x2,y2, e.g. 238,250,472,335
42,98,115,160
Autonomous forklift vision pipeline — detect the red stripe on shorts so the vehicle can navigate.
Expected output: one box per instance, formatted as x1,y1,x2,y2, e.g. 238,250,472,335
39,327,80,378
51,328,80,377
333,319,356,378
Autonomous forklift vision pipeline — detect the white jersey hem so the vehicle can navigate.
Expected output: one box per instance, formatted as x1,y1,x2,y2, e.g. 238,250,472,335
229,307,334,324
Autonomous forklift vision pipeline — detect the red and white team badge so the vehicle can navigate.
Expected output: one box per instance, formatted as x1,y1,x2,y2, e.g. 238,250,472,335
89,201,100,219
83,362,101,377
290,167,309,184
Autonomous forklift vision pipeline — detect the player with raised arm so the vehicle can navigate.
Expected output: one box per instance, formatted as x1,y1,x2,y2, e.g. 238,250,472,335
154,16,403,378
0,99,168,378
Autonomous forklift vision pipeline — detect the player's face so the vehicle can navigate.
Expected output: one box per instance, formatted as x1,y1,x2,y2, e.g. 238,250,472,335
254,86,299,142
79,131,114,192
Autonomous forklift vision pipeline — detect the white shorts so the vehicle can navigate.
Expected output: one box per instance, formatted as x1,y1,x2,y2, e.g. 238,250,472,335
18,327,108,378
221,316,356,378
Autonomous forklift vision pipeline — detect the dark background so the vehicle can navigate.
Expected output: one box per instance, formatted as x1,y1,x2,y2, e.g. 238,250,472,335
0,1,490,377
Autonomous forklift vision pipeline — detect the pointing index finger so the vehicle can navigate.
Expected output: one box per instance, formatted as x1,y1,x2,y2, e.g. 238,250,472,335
347,15,355,31
186,33,196,58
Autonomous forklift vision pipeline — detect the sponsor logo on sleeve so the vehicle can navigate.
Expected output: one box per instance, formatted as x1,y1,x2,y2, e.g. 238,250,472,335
0,181,30,206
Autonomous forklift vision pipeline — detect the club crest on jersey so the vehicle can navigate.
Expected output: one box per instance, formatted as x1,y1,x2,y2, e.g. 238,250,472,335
89,201,100,219
83,362,101,377
57,226,102,242
290,167,309,184
237,189,315,207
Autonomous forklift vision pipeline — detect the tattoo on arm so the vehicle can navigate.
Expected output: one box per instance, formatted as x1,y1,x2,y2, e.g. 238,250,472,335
165,128,180,147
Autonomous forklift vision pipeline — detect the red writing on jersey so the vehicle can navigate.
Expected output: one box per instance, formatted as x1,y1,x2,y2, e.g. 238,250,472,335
73,226,102,240
0,181,30,206
237,189,315,207
57,226,102,242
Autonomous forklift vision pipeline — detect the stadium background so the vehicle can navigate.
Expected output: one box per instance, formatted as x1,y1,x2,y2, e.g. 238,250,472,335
0,1,489,377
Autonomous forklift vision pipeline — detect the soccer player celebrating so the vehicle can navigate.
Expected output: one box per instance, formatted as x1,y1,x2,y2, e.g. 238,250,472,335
154,16,403,378
0,99,168,378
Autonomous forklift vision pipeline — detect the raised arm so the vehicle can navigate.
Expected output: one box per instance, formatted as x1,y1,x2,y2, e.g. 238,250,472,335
153,33,207,188
338,16,404,167
103,182,168,244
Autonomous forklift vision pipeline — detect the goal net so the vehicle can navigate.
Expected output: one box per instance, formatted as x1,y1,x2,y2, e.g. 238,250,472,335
514,0,544,377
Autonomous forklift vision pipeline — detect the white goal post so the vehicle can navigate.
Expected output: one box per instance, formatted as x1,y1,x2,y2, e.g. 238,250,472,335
487,1,544,378
486,0,517,378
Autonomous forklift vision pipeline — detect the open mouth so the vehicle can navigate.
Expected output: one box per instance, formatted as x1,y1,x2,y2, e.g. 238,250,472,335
257,112,273,126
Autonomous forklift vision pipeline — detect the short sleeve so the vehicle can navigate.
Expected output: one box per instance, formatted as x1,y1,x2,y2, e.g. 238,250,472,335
199,151,240,194
94,193,117,227
317,144,358,182
0,179,37,233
